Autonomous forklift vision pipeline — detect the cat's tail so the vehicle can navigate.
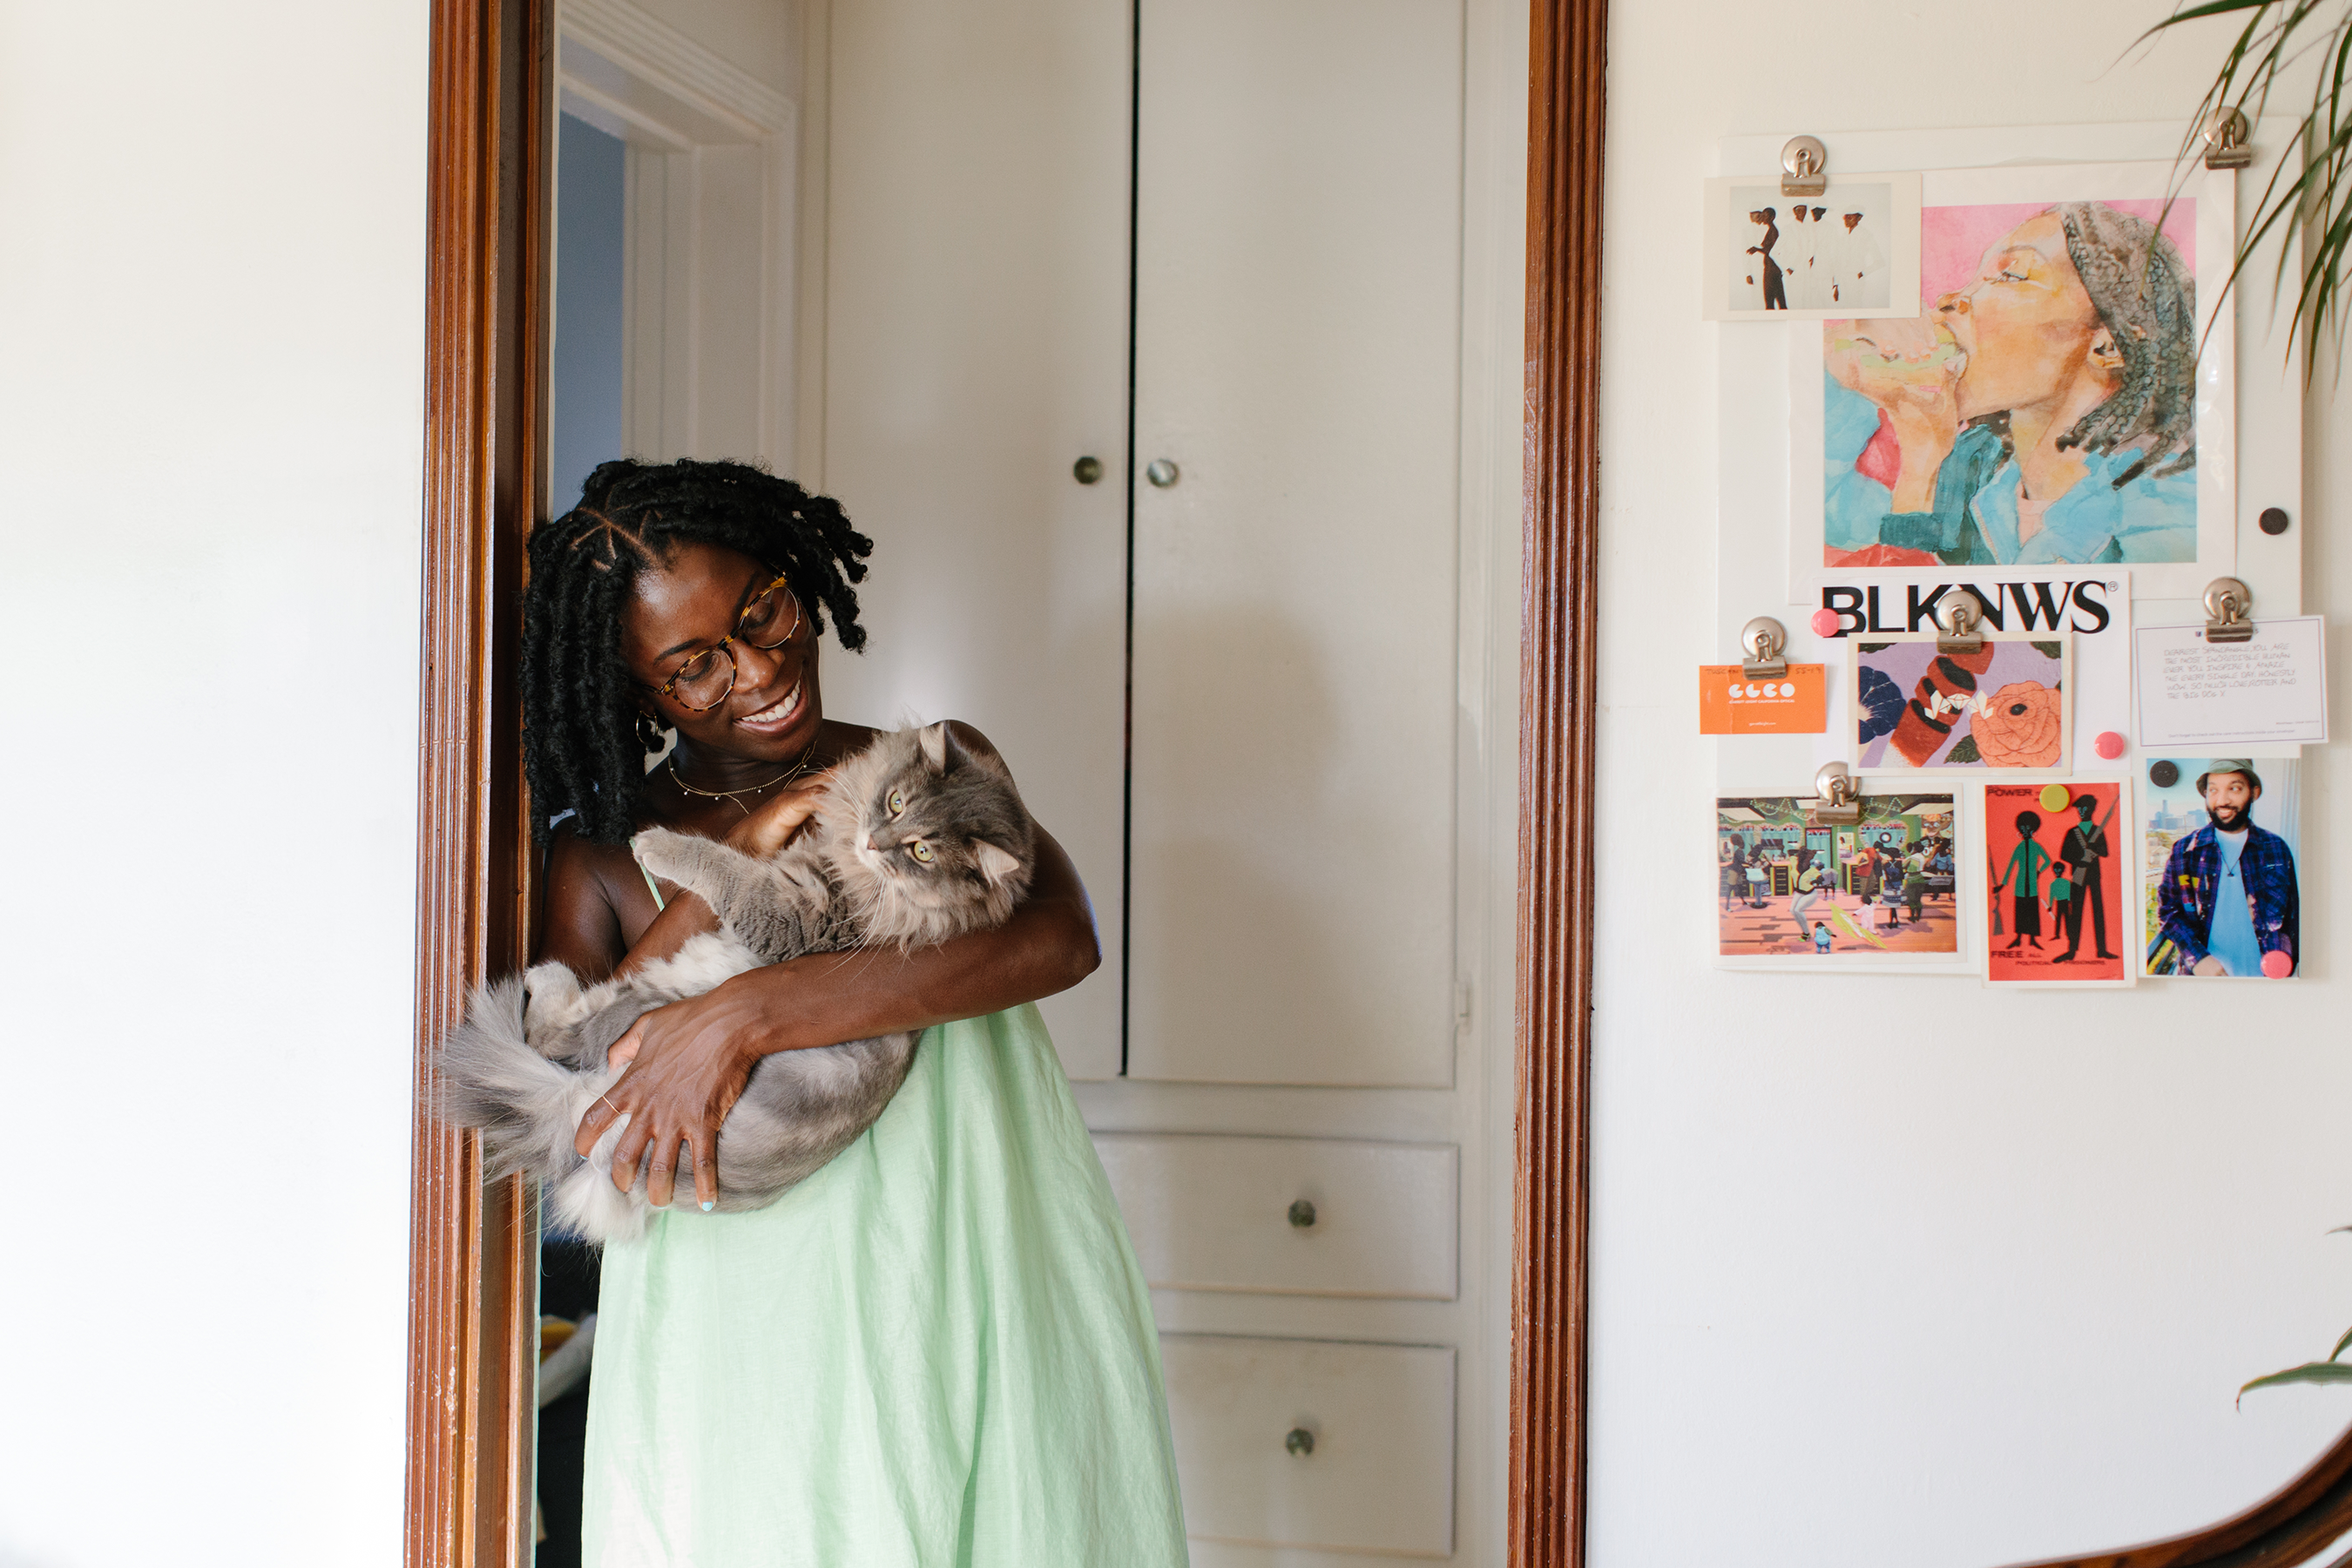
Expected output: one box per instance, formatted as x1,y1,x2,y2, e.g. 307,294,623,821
435,973,601,1186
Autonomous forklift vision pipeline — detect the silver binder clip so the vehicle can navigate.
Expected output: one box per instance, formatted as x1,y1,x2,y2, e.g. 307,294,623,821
2203,107,2253,171
1781,136,1827,198
1935,593,1984,655
1740,616,1789,679
1813,761,1862,826
2204,576,2254,643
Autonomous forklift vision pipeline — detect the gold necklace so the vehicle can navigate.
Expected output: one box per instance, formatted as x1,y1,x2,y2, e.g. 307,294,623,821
667,741,820,814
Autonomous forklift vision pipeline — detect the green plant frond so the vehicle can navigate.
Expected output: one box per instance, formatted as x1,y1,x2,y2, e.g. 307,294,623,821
2153,0,2352,378
2328,1322,2352,1361
2238,1361,2352,1406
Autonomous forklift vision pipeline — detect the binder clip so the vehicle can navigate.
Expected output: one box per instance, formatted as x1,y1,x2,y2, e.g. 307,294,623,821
1813,761,1862,826
1740,616,1789,679
1781,136,1827,198
2203,107,2254,171
1936,593,1984,654
2204,576,2254,644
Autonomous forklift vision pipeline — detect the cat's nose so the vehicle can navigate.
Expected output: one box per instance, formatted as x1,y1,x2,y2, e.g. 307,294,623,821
864,835,878,852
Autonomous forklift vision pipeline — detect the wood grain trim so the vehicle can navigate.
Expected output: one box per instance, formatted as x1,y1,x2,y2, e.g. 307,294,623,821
1997,1425,2352,1567
408,0,551,1564
1511,1,1606,1565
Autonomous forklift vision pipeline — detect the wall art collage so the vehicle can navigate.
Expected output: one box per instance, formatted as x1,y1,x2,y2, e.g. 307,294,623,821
1705,138,2321,986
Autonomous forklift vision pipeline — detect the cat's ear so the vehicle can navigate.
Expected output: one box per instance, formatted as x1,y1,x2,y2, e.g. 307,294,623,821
973,840,1024,887
918,721,952,772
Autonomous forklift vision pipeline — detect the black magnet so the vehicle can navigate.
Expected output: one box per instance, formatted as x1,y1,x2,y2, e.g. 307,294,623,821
2259,507,2291,536
2149,760,2180,787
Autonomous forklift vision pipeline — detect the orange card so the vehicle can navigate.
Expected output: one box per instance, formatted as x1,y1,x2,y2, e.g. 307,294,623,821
1700,665,1826,734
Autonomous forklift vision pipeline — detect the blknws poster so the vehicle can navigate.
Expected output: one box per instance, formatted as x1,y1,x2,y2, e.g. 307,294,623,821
1791,161,2237,603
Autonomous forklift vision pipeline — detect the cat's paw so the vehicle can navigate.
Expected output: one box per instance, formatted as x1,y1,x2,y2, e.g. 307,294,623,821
630,827,704,889
522,961,593,1044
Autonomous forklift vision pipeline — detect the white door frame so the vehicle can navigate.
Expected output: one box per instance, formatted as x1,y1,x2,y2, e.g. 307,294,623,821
557,0,800,472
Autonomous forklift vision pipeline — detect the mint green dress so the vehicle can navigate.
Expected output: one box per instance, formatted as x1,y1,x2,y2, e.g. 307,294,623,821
578,1004,1190,1567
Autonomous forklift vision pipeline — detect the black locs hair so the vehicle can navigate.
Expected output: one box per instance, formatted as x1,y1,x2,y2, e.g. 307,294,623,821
521,457,872,845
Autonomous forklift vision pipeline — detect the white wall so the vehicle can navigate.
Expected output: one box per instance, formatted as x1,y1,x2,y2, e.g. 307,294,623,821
0,4,425,1565
1596,5,2352,1566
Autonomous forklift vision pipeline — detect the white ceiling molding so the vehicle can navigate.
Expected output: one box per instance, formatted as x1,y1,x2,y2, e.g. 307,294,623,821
560,0,794,144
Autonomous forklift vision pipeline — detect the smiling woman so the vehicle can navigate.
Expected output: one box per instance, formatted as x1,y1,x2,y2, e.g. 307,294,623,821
512,456,1187,1565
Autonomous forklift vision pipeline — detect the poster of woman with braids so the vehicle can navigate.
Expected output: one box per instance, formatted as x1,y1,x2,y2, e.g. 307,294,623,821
1852,632,2070,773
1791,163,2237,604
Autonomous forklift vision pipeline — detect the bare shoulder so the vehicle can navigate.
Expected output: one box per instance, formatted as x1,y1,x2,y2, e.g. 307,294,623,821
538,819,656,975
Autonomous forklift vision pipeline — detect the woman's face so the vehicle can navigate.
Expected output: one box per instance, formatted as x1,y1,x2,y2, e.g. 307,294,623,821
621,540,823,762
1939,213,2109,421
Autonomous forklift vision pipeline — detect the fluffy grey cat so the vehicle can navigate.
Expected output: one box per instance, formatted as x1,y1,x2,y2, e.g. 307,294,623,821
438,722,1036,1244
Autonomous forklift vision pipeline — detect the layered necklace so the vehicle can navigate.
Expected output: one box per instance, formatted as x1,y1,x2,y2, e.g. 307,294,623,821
666,738,821,814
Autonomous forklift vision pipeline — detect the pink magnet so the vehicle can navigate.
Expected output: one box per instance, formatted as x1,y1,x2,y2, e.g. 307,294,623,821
2093,730,2126,760
1809,607,1842,637
2263,950,2295,979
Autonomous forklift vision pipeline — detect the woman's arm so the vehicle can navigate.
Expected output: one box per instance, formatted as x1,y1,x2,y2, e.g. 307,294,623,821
574,723,1100,1212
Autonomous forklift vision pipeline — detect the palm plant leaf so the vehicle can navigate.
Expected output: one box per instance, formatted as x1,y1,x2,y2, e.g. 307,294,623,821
2240,1361,2352,1403
2142,0,2352,368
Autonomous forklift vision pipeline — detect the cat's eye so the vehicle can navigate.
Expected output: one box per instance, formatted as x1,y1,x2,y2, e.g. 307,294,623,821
909,841,934,863
887,789,905,818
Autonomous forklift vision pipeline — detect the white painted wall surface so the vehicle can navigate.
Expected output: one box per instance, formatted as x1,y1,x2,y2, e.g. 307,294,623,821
1597,5,2352,1566
0,3,425,1565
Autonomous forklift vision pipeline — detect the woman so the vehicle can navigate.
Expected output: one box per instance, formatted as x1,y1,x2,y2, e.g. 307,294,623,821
524,458,1189,1566
1997,810,2052,952
1824,200,2197,565
1786,847,1827,944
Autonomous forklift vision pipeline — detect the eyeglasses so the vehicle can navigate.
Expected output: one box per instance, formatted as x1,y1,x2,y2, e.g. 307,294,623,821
652,574,805,713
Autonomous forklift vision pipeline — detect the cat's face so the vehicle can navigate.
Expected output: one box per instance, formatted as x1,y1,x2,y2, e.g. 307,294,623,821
833,723,1033,937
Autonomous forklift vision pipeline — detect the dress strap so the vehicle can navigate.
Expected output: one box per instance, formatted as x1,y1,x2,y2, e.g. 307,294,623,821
631,847,667,912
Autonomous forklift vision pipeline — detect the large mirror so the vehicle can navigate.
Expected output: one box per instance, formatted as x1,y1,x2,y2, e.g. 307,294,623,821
521,0,1532,1559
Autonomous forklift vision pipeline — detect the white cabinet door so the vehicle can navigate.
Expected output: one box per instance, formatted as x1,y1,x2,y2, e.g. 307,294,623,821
1127,0,1466,1086
821,0,1132,1078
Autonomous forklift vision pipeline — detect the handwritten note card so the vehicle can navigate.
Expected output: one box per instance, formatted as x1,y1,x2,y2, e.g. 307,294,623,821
2133,617,2328,748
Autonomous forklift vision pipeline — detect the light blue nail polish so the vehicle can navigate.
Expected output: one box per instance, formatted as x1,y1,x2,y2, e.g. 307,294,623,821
700,1200,715,1213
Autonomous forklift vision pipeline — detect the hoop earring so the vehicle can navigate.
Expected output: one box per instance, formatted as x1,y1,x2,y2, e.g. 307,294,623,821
635,713,667,753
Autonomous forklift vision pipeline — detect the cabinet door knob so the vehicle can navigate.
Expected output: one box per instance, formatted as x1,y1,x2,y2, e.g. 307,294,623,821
1072,456,1104,485
1145,458,1180,488
1285,1427,1315,1456
1288,1199,1317,1229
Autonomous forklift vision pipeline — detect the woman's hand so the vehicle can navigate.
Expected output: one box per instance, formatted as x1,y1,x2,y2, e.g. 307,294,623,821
1827,315,1964,510
720,771,833,860
572,978,781,1212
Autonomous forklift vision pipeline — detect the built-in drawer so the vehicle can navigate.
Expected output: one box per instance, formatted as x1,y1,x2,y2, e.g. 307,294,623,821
1159,1334,1455,1558
1092,1132,1456,1299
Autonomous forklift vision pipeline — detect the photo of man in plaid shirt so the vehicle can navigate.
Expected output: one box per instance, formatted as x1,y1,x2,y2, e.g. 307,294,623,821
2153,760,2299,977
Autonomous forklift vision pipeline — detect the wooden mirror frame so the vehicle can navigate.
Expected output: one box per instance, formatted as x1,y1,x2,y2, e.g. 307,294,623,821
402,0,1612,1561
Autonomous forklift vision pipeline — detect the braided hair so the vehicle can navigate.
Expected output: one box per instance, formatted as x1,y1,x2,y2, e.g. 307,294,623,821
2051,200,2197,483
522,457,872,845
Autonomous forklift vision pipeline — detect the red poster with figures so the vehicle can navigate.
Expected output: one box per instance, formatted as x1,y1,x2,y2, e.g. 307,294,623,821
1982,782,2126,984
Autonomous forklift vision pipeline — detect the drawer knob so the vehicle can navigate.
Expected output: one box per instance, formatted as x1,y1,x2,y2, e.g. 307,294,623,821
1285,1427,1316,1456
1072,456,1104,485
1146,457,1180,488
1288,1199,1317,1229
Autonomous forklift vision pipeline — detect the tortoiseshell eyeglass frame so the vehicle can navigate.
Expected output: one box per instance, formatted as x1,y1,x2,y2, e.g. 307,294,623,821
651,573,806,713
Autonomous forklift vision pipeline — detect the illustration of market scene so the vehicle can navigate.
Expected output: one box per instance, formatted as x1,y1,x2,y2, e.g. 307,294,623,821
1717,794,1958,956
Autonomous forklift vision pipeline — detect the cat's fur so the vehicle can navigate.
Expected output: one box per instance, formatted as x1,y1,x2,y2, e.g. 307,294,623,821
437,722,1036,1244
